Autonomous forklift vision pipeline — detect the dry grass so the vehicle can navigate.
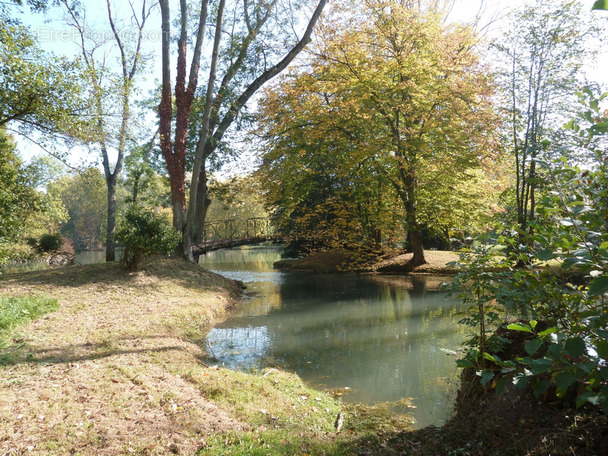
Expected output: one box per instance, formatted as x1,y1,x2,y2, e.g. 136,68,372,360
0,258,245,455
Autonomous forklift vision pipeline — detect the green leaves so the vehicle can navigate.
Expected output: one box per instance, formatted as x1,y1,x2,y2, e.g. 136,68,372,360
116,205,180,270
257,1,500,252
533,379,551,397
588,276,608,296
525,337,543,355
529,358,553,375
0,22,91,138
554,371,577,396
595,340,608,360
477,370,495,385
507,322,533,333
536,249,555,261
0,132,42,242
564,337,587,358
592,0,608,10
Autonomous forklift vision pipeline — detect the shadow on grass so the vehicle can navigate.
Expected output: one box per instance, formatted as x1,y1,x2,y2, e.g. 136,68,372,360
0,257,241,295
1,333,217,367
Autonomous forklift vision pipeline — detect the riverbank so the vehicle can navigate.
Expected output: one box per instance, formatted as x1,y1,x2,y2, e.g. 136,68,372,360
0,258,410,455
274,249,461,274
2,257,605,455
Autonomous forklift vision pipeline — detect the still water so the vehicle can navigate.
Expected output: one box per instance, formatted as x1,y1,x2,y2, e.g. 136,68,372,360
200,245,468,428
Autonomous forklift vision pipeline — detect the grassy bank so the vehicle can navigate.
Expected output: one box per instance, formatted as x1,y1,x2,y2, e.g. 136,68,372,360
0,296,58,336
0,258,410,455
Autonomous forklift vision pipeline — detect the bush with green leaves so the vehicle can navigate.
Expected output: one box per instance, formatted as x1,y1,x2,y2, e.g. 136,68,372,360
0,242,36,268
37,233,64,253
453,88,608,414
116,205,180,270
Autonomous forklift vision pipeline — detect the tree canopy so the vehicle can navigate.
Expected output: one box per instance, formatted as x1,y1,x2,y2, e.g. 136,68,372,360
257,0,501,264
0,131,40,242
0,20,89,139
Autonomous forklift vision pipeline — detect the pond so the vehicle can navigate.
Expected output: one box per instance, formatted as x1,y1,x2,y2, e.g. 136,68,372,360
200,244,468,428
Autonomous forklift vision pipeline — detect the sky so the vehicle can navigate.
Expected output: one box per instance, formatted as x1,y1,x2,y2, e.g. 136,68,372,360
8,0,608,174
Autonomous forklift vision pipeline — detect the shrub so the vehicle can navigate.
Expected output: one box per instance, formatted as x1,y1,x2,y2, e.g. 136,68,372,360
0,242,37,268
452,89,608,414
116,205,180,270
38,233,64,253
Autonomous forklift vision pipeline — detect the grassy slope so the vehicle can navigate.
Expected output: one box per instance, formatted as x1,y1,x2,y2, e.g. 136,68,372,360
0,258,410,455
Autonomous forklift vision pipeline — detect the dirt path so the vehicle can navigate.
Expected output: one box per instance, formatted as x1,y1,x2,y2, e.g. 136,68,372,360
0,259,245,455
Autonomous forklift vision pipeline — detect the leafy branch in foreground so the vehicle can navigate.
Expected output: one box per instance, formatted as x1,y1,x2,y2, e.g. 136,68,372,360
454,88,608,414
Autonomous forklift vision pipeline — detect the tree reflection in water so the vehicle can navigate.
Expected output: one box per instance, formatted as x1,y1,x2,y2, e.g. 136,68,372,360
201,245,467,428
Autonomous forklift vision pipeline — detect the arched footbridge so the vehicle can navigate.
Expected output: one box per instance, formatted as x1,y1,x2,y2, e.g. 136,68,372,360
193,217,282,254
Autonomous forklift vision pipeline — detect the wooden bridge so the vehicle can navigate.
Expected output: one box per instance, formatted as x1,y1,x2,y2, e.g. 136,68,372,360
193,217,281,254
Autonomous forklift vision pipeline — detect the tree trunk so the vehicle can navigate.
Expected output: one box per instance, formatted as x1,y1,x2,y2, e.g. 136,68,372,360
183,0,225,263
408,228,425,266
158,0,207,237
168,164,186,231
403,173,426,268
373,227,382,251
181,0,328,262
193,164,212,245
105,179,117,262
132,173,140,203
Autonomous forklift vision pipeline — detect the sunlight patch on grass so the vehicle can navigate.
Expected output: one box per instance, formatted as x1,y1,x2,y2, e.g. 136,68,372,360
0,295,58,364
0,295,58,335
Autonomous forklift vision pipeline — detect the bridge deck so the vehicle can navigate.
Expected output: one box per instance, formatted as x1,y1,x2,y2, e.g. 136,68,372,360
193,235,281,254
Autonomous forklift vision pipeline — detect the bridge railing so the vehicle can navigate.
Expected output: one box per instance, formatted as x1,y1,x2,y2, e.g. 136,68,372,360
202,217,277,243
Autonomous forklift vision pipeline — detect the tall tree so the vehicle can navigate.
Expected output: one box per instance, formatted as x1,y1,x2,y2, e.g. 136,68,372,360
258,0,499,268
61,0,155,261
492,0,599,251
0,131,41,242
158,0,207,232
157,0,328,262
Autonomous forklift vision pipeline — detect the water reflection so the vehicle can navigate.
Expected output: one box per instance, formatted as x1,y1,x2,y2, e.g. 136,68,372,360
201,245,467,428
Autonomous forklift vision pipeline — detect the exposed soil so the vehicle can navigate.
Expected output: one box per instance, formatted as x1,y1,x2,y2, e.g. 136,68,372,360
372,251,461,274
351,370,608,456
273,248,361,272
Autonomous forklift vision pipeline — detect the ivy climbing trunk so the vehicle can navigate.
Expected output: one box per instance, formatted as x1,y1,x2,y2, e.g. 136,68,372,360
158,0,208,234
